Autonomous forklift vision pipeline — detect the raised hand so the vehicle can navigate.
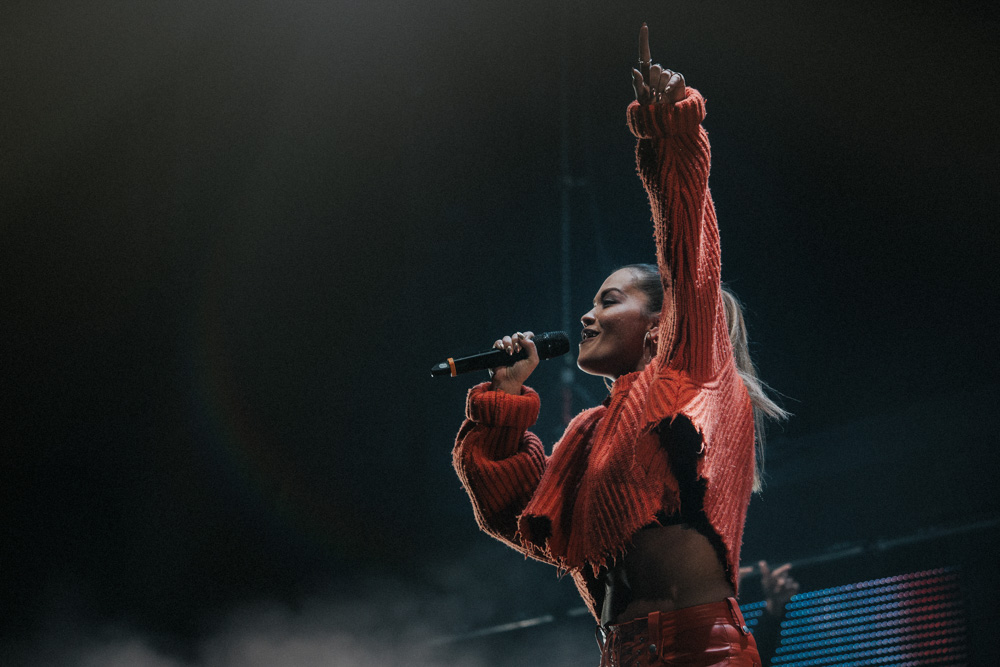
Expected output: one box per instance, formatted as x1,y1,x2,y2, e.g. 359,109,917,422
631,23,686,105
490,331,539,395
759,561,800,616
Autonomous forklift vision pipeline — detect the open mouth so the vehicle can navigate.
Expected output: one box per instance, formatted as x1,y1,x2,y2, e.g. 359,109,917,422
581,329,599,342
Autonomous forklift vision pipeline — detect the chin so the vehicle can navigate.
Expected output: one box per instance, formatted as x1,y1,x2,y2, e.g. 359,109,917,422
576,355,607,377
577,341,603,374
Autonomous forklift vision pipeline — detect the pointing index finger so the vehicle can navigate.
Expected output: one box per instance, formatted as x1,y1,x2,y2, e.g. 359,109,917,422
639,23,651,82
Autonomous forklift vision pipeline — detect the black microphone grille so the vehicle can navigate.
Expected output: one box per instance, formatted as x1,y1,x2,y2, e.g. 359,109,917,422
534,331,570,360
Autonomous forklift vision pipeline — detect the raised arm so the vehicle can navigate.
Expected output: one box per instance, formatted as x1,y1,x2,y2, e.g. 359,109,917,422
628,24,727,382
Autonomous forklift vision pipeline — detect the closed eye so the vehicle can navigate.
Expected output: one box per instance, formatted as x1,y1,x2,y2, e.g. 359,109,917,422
593,287,626,309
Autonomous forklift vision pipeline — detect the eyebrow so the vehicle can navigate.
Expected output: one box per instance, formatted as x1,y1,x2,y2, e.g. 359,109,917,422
593,287,625,305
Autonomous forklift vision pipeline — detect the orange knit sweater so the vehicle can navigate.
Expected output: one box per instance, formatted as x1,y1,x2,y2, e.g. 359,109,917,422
453,89,755,620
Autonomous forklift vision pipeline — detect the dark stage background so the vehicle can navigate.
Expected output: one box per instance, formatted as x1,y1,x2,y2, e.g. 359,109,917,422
4,1,998,665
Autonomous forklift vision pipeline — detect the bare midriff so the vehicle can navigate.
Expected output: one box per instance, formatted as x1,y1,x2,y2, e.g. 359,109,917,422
601,522,734,626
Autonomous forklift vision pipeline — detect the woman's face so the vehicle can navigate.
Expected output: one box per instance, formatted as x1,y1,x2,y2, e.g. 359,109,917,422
577,268,658,379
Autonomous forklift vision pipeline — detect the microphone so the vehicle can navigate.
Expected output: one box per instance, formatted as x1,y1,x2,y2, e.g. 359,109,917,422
430,331,571,377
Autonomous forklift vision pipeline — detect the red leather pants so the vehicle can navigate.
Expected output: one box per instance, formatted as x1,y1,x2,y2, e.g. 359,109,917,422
595,598,761,667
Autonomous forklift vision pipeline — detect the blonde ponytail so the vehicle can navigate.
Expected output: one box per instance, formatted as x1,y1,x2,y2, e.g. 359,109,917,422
721,286,789,492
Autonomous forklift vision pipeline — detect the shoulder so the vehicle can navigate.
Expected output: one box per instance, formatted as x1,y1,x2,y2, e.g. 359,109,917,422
569,404,606,428
555,405,607,448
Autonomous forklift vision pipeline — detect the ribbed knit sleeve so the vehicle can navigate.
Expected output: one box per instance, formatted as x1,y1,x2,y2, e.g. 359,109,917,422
628,88,757,595
627,88,728,382
453,383,550,559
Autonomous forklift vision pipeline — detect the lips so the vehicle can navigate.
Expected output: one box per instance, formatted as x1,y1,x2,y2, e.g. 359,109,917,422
581,328,599,342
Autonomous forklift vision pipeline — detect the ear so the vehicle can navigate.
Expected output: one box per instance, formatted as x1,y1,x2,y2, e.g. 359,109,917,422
647,312,661,337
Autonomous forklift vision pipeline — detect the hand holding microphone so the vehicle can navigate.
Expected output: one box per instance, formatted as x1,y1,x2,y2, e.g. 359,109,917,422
489,332,539,395
430,331,570,395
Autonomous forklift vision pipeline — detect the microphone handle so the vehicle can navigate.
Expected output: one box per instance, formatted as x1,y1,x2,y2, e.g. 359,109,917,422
430,331,570,378
430,347,530,378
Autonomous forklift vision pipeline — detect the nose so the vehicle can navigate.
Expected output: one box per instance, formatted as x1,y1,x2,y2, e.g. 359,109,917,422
581,309,596,327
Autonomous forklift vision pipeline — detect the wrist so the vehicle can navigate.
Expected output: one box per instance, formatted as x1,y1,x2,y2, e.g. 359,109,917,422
490,380,524,395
